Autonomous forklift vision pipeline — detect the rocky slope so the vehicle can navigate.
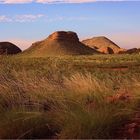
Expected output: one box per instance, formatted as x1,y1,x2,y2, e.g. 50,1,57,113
82,36,124,54
24,31,99,56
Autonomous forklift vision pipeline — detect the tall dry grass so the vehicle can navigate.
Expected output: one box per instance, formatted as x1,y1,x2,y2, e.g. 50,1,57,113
0,70,140,138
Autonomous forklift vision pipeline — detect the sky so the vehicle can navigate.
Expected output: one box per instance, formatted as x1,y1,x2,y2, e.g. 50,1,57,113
0,0,140,50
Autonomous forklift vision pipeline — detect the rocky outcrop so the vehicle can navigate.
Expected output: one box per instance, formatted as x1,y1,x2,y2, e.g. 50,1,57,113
82,36,124,54
48,31,79,42
0,42,21,55
24,31,99,56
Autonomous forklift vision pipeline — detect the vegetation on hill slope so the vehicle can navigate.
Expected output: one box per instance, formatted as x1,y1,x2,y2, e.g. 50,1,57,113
23,31,98,56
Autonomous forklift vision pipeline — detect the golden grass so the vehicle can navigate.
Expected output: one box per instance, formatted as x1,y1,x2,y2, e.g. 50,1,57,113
0,55,140,138
65,73,112,92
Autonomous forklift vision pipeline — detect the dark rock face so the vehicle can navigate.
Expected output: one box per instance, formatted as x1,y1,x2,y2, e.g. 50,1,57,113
0,42,21,55
107,47,114,54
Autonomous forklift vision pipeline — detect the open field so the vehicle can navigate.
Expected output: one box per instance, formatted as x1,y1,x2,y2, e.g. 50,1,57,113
0,54,140,139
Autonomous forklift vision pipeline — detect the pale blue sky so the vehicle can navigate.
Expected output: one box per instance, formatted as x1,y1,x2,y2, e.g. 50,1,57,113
0,0,140,50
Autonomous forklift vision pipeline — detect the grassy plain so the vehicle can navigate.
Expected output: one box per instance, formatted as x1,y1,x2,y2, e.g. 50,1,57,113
0,54,140,139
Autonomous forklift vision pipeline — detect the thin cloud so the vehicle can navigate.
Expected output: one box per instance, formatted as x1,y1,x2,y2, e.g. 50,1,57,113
0,15,12,22
36,0,96,4
14,14,44,22
0,14,45,22
0,0,128,4
0,0,33,4
0,14,94,23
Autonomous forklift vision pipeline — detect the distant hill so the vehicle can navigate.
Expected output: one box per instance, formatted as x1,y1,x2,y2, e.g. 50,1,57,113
82,36,124,54
119,48,140,54
23,31,99,56
0,42,21,55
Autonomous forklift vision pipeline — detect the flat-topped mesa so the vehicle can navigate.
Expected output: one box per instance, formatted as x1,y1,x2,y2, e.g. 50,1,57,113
47,31,79,42
23,31,99,56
